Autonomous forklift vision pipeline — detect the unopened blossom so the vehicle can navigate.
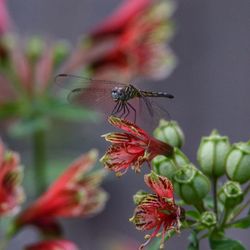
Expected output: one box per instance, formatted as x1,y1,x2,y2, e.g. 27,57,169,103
15,150,108,230
101,116,173,176
0,139,24,216
25,239,79,250
130,172,181,249
64,0,176,81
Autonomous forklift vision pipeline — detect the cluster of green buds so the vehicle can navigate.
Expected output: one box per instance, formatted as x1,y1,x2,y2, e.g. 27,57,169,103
152,120,250,249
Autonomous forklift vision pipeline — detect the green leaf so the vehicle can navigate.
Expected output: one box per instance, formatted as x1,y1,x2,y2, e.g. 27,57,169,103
229,216,250,229
209,238,246,250
188,231,199,250
46,103,98,122
9,117,49,137
186,210,201,220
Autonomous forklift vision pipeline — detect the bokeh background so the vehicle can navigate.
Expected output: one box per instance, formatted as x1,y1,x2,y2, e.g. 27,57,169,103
3,0,250,249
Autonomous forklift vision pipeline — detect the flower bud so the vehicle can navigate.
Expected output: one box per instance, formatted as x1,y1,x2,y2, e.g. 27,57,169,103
26,37,44,61
197,130,231,177
153,120,184,148
152,148,189,179
218,181,243,208
200,211,216,227
225,141,250,184
54,41,70,65
173,164,211,205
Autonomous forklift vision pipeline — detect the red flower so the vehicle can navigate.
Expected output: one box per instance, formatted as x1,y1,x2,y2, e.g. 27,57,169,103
0,139,24,216
130,172,181,249
100,116,173,176
64,0,175,81
25,239,79,250
16,150,108,230
90,0,175,81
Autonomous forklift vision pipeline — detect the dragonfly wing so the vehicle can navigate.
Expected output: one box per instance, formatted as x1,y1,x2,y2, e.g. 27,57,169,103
55,74,127,90
137,96,171,130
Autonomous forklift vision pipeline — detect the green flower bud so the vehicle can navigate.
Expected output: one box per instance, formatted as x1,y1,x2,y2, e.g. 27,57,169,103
26,36,44,61
54,41,70,65
218,181,243,208
225,141,250,184
197,130,231,177
152,148,189,179
200,211,217,227
133,190,148,205
173,164,211,205
153,120,184,148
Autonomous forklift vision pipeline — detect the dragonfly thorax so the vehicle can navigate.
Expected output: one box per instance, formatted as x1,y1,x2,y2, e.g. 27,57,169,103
111,87,127,101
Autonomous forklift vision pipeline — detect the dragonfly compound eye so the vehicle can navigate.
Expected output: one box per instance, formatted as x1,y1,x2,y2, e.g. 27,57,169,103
111,89,119,100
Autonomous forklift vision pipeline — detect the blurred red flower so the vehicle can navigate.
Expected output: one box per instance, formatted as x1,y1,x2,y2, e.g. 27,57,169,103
130,172,181,249
25,239,79,250
16,150,108,230
0,139,24,216
64,0,175,81
100,116,173,176
91,0,175,80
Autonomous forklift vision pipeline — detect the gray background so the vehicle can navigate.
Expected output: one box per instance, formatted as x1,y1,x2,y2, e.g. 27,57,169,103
3,0,250,249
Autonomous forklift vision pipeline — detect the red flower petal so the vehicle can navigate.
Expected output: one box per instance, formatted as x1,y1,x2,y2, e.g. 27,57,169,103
108,116,148,141
145,172,174,199
25,239,79,250
91,0,152,38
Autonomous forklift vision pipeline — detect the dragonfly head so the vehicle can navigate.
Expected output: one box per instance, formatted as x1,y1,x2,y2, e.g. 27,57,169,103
111,87,126,101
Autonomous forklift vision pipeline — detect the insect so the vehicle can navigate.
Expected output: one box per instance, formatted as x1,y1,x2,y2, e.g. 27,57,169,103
55,74,174,123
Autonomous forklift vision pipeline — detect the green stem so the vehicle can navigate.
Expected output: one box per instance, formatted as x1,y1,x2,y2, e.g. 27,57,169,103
212,177,218,220
194,201,206,213
32,129,47,195
219,207,232,229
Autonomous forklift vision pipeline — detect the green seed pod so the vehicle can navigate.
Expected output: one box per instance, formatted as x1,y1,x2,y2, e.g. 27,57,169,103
225,141,250,184
173,164,211,205
200,211,217,227
153,120,184,148
197,130,231,178
218,181,243,208
152,148,189,179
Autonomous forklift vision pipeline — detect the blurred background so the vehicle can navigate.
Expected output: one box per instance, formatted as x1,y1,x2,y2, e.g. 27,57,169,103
2,0,250,249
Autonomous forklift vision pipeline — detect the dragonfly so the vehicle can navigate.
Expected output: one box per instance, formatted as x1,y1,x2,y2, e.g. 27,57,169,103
55,74,174,123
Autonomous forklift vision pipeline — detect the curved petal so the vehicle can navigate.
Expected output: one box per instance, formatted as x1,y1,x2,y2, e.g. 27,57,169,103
144,172,174,199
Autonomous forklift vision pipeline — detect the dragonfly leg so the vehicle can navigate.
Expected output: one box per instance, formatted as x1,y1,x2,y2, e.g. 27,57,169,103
120,102,126,118
127,102,136,123
112,101,122,116
124,103,130,119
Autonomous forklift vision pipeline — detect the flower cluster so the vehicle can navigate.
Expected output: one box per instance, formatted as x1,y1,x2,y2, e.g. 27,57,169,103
66,0,176,81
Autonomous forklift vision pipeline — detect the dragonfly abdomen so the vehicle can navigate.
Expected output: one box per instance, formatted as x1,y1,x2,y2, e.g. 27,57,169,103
139,91,174,99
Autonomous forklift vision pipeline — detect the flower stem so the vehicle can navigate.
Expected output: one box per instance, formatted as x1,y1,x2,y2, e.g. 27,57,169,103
194,201,206,213
32,129,47,195
212,177,218,220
